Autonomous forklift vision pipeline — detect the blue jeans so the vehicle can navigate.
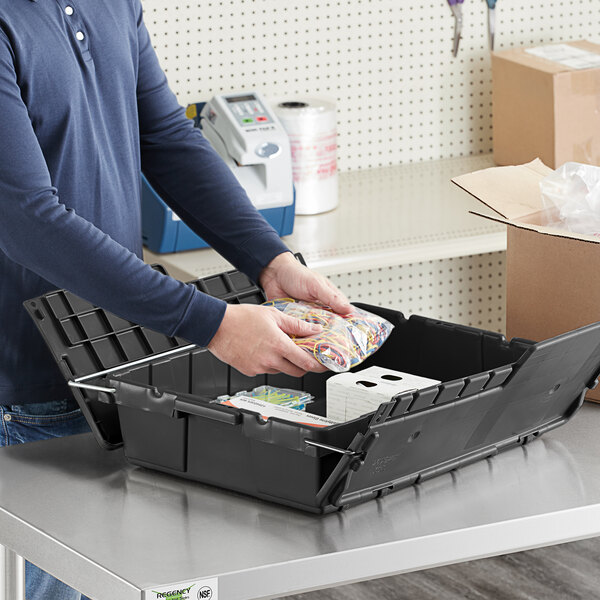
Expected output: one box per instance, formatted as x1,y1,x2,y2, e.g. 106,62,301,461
0,398,92,600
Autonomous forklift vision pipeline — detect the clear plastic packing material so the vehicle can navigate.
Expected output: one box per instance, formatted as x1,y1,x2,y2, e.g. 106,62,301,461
541,162,600,237
273,98,338,215
262,298,394,372
24,259,600,513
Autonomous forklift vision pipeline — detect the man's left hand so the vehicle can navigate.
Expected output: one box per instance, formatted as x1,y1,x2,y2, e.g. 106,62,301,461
259,252,352,314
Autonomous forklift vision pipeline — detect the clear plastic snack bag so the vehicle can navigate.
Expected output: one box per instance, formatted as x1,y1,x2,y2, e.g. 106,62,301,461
262,298,394,372
540,162,600,237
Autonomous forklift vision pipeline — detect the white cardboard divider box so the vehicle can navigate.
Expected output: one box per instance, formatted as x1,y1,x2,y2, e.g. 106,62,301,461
326,366,440,422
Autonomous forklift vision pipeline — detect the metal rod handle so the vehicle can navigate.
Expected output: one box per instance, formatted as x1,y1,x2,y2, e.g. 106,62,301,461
68,381,116,394
72,343,197,384
304,439,360,456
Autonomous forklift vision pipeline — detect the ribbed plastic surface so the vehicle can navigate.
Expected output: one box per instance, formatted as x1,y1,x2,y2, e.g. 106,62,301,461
24,266,265,448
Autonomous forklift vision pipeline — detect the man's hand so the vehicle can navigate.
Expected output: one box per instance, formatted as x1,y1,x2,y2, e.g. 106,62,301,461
259,252,352,314
208,304,326,377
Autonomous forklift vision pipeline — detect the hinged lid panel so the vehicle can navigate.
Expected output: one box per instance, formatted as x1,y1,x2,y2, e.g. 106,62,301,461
24,265,265,449
331,320,600,508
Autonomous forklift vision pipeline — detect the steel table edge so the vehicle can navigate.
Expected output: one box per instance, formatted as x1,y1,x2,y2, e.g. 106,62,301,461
0,505,141,600
172,503,600,600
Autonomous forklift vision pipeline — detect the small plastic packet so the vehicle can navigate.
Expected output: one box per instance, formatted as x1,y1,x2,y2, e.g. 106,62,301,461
262,298,394,372
216,385,313,410
540,162,600,237
218,396,336,428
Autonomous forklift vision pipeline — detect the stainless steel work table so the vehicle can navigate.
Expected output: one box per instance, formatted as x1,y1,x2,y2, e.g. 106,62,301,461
0,404,599,600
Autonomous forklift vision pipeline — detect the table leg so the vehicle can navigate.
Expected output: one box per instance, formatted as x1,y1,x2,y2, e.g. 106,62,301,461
0,545,25,600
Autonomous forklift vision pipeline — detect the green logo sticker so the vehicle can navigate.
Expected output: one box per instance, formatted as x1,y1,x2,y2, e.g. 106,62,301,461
147,578,218,600
152,585,195,600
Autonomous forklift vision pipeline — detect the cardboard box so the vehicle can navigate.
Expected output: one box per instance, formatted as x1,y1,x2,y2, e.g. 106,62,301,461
452,159,600,401
492,41,600,168
326,366,440,422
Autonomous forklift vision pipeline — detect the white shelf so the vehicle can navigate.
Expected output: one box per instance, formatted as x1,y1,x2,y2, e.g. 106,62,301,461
143,154,506,280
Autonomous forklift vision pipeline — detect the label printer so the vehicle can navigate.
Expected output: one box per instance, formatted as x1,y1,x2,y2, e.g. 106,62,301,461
141,92,295,253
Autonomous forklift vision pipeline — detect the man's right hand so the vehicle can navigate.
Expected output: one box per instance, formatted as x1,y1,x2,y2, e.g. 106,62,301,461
207,304,327,377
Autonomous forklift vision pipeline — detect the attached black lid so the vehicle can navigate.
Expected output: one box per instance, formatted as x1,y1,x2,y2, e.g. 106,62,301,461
24,264,266,449
320,319,600,508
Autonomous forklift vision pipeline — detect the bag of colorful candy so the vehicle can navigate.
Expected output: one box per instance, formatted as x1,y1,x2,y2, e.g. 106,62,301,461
262,298,394,372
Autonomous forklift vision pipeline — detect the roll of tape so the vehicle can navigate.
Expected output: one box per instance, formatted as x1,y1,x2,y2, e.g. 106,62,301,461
273,98,338,215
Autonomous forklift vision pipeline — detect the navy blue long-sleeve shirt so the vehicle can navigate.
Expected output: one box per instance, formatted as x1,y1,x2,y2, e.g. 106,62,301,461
0,0,289,405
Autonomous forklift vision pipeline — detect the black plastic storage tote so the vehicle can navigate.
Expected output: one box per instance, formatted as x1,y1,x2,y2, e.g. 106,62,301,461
25,263,600,513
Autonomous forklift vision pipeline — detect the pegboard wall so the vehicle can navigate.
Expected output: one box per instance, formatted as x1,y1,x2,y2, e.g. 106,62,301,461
142,1,599,171
329,252,506,333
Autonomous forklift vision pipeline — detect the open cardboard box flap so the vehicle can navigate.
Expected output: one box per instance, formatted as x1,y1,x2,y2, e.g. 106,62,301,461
451,158,600,245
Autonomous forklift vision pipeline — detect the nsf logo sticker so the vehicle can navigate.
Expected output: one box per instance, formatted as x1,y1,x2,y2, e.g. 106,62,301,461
146,577,218,600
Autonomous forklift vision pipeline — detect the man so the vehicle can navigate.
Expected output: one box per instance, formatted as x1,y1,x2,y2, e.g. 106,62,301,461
0,1,350,597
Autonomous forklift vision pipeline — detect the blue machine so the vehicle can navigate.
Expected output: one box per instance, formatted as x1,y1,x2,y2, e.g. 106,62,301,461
142,91,295,253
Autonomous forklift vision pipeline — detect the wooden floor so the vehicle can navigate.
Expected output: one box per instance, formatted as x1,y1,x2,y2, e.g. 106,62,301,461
278,537,600,600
